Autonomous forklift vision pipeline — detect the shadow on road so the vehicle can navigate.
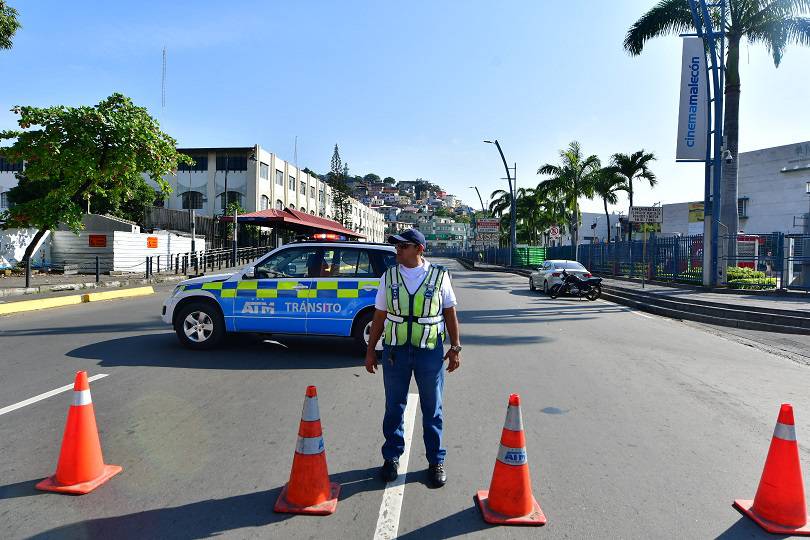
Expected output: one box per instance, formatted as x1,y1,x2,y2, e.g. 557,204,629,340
0,321,166,337
396,502,492,539
0,478,43,500
714,516,790,539
25,466,414,540
67,333,365,370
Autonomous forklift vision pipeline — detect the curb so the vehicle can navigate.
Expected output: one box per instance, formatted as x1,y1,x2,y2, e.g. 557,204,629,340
0,286,155,316
0,274,186,299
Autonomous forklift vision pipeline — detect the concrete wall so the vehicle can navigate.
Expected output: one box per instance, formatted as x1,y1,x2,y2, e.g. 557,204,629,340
737,141,810,234
0,228,51,269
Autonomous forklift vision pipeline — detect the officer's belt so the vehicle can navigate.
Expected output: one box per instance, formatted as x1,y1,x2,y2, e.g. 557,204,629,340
386,314,444,324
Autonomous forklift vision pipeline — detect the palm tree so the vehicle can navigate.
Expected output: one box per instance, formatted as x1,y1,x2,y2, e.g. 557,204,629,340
625,0,810,258
609,151,657,239
593,169,627,243
537,141,601,259
488,188,513,218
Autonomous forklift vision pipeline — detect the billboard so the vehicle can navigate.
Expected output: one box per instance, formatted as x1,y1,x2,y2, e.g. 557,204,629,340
476,218,500,233
676,37,708,161
629,206,662,223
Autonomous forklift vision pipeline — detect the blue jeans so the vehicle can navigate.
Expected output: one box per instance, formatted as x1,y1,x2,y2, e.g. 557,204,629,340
381,341,446,465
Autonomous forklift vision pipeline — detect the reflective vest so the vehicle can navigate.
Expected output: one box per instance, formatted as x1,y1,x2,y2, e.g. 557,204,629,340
383,263,447,349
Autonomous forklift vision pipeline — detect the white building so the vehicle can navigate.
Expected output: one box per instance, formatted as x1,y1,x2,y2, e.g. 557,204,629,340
153,145,385,242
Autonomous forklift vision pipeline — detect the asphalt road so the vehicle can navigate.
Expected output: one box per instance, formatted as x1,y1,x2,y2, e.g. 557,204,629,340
2,258,809,539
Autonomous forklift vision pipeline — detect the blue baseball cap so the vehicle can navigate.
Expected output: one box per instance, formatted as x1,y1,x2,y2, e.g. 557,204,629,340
387,228,426,248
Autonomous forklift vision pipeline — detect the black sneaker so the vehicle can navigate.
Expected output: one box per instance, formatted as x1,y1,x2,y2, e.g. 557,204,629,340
380,459,399,482
428,462,446,488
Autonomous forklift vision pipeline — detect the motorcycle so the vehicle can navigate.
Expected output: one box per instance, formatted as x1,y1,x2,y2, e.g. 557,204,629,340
548,269,602,301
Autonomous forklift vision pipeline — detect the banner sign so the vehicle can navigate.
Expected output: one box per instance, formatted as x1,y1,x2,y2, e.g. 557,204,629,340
629,206,662,224
476,218,500,233
146,237,159,248
688,202,704,223
676,37,708,161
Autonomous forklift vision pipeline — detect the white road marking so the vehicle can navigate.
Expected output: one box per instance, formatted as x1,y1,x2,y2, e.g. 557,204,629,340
629,310,654,320
373,392,419,540
0,374,109,416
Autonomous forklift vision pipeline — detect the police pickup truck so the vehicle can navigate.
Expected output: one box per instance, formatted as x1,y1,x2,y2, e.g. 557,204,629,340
162,239,396,352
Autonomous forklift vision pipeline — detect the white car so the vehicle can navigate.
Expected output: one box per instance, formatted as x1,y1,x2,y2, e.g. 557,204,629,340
529,260,593,294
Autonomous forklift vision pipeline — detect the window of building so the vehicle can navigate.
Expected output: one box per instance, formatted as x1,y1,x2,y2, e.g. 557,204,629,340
0,191,8,209
310,210,315,215
215,155,247,171
276,199,283,210
219,191,242,210
738,197,749,218
319,211,325,217
178,155,207,172
311,186,316,199
318,189,324,202
300,181,306,195
260,195,270,210
275,170,284,186
300,207,306,212
181,190,204,210
260,162,269,179
0,157,23,172
289,175,296,191
289,203,295,209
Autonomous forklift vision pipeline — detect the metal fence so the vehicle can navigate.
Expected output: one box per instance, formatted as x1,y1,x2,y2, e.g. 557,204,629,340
541,232,810,291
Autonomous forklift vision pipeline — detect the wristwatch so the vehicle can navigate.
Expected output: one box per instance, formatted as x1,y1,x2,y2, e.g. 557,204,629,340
450,345,463,353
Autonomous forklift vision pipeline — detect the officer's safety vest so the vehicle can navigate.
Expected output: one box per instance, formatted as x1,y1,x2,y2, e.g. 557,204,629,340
383,263,447,349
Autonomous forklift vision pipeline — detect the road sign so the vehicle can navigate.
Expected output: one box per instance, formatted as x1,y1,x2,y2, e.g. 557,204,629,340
549,226,561,239
476,218,500,233
629,206,663,224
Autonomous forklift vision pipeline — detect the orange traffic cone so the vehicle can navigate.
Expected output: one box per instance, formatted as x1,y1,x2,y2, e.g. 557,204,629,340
475,393,546,526
274,386,340,515
734,403,810,535
36,371,122,494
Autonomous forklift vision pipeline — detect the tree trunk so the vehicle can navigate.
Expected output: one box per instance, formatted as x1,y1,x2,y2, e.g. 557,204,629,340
23,228,48,264
627,180,634,242
604,198,611,243
721,36,741,272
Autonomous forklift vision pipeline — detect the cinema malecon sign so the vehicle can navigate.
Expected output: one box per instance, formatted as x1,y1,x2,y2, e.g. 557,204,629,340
676,37,708,161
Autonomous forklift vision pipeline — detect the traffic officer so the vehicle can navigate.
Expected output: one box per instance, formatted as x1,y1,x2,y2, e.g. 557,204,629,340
365,228,462,487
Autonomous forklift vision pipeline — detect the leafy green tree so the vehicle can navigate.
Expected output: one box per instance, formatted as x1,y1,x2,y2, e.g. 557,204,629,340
537,141,601,259
625,0,810,259
363,173,381,184
592,168,627,243
326,144,352,226
0,1,21,50
608,150,656,240
383,176,396,185
0,93,191,262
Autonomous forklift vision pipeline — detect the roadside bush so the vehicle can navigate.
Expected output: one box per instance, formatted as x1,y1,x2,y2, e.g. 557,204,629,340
727,266,766,281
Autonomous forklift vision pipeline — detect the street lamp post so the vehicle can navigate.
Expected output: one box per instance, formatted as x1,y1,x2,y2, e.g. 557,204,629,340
468,186,487,215
484,140,517,266
686,0,726,286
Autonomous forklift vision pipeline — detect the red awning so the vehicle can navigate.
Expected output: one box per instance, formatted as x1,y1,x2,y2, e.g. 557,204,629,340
221,208,365,239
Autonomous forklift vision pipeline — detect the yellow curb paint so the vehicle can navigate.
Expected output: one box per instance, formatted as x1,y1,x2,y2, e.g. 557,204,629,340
0,294,85,315
82,286,154,303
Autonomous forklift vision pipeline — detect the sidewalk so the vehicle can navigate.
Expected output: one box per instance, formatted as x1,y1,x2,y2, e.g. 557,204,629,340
0,264,246,299
598,276,810,314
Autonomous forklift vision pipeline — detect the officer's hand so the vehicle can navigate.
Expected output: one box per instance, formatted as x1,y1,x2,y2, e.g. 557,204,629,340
444,350,461,373
365,349,378,374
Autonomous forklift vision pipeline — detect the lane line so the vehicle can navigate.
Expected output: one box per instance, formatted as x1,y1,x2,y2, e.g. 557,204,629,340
0,374,109,416
629,310,654,320
373,392,419,540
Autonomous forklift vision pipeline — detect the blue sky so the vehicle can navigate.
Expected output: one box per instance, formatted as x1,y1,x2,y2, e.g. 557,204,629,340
2,0,809,213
